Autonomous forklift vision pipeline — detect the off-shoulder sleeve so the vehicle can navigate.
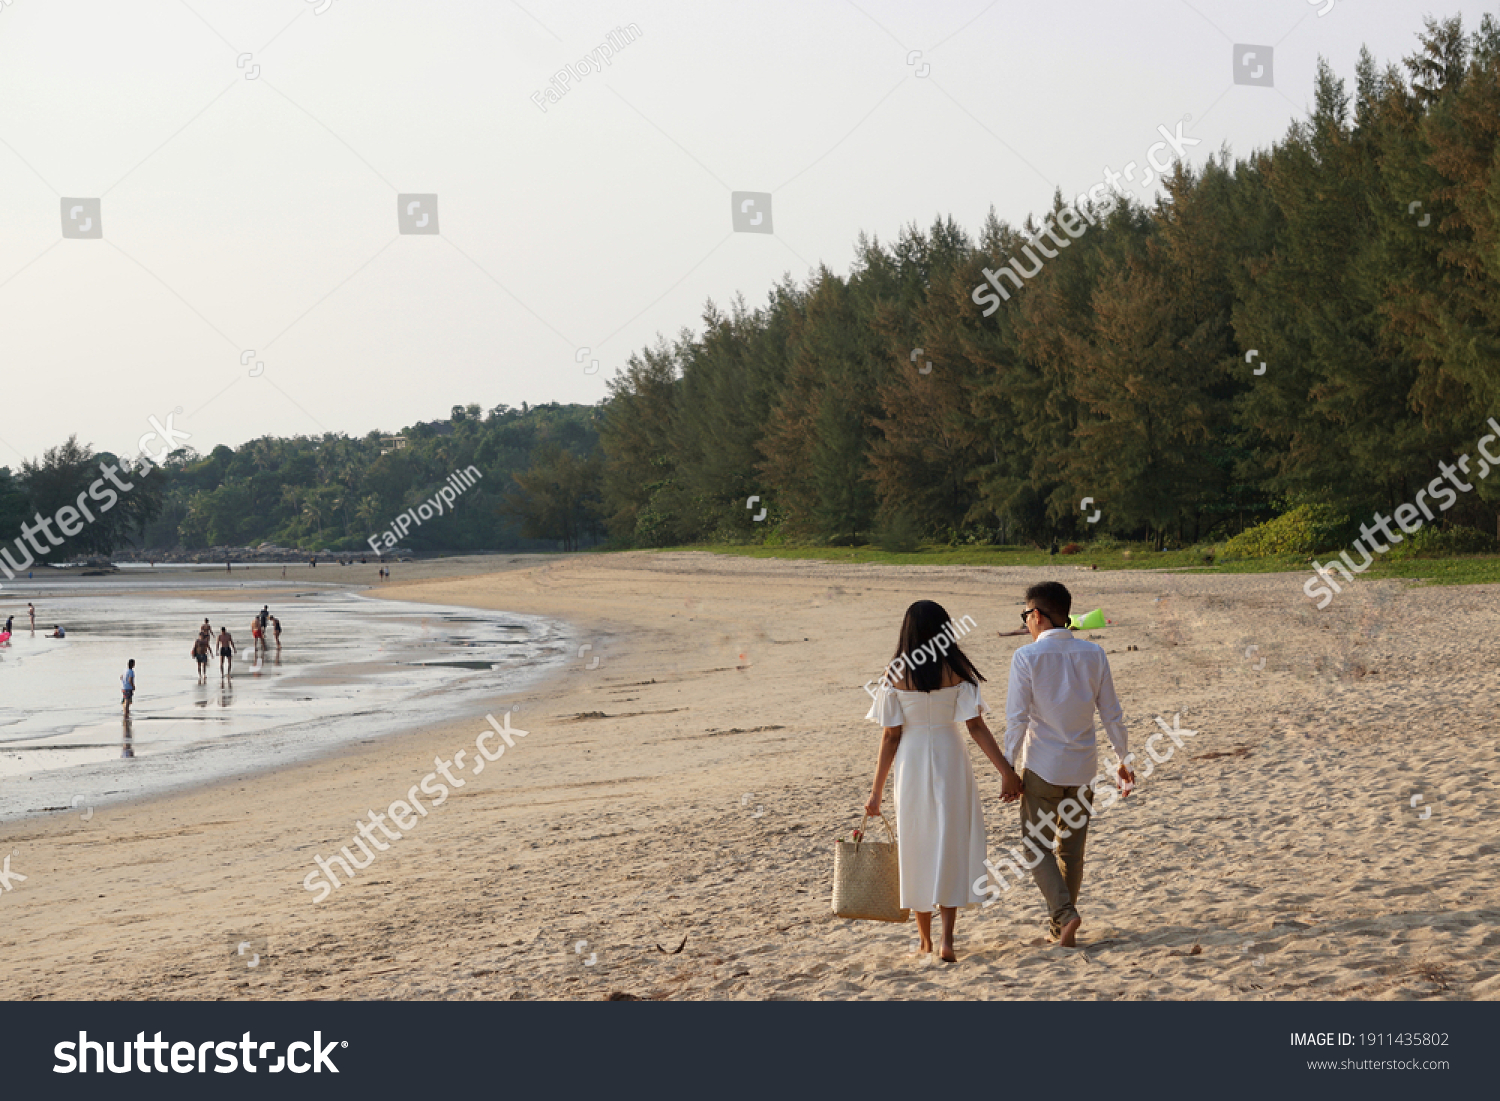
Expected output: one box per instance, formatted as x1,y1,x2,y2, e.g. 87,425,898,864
865,683,904,727
955,679,990,722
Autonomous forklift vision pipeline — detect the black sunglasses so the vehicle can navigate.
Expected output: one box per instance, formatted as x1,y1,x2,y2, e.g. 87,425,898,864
1021,606,1057,628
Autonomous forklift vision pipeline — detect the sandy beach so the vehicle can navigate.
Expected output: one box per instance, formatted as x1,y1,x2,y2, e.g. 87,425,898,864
1,552,1496,1001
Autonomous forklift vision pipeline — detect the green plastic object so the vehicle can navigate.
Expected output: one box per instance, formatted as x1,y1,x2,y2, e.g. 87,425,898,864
1069,607,1107,630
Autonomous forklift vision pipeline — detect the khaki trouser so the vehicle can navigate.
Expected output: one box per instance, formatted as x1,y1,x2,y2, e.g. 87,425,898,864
1019,769,1092,936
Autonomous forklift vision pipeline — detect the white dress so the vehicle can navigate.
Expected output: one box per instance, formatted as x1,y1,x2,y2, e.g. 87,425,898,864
865,681,989,911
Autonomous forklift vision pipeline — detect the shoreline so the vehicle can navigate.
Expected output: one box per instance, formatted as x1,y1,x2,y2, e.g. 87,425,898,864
2,552,1496,1001
0,555,581,826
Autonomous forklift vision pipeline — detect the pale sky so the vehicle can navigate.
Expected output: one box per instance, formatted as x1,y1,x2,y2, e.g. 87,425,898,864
0,0,1490,463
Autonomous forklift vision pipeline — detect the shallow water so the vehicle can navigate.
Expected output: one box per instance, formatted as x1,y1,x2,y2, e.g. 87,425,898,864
0,579,571,821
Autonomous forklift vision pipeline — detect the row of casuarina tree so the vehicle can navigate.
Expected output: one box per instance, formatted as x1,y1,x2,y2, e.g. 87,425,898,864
595,15,1500,551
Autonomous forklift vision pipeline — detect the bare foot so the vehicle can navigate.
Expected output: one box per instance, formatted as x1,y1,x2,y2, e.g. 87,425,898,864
1058,917,1082,948
939,945,957,963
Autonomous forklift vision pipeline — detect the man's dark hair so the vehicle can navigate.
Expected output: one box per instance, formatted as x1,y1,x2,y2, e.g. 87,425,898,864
1025,581,1072,628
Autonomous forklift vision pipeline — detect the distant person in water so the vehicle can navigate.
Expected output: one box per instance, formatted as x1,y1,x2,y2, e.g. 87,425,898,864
272,616,282,649
250,616,264,655
28,603,35,629
192,635,210,681
217,626,235,676
121,659,136,716
3,615,11,635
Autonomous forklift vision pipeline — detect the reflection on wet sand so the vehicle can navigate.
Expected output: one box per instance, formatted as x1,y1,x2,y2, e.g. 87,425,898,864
0,587,568,821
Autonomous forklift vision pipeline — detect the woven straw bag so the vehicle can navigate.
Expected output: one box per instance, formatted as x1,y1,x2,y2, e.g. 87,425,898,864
831,813,909,923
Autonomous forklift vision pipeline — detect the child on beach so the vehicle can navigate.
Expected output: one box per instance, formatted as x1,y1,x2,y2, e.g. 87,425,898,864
121,659,136,716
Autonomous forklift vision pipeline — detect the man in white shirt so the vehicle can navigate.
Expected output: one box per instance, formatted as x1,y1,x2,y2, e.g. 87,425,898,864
1004,582,1133,947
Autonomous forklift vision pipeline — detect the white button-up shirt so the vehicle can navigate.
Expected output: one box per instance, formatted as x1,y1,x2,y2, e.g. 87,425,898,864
1004,628,1128,787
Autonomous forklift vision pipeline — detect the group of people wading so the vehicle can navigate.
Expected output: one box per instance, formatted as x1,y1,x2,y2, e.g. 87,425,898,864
191,605,280,681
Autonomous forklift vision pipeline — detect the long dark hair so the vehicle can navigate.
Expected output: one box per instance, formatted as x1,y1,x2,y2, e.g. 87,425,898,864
886,599,984,692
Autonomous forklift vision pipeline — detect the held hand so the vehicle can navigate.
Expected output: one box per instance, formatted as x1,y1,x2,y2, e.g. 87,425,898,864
863,796,881,817
1000,768,1023,803
1117,762,1135,796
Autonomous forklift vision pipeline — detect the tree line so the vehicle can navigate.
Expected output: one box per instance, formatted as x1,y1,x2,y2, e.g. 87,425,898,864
597,14,1500,551
0,402,604,558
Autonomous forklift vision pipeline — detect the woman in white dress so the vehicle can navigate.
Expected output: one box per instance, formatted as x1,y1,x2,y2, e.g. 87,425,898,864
864,600,1020,962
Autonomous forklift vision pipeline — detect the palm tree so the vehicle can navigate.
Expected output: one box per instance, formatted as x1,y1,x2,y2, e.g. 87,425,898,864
355,494,382,531
302,497,325,535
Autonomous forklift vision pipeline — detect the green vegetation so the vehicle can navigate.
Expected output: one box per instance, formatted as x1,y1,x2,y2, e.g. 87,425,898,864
658,541,1500,586
662,542,1224,570
0,439,163,562
1219,504,1356,560
1384,524,1498,559
1372,555,1500,585
1,403,603,556
598,15,1500,556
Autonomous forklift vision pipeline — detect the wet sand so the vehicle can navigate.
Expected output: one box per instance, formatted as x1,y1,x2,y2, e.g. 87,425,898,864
0,565,569,820
1,552,1496,1001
